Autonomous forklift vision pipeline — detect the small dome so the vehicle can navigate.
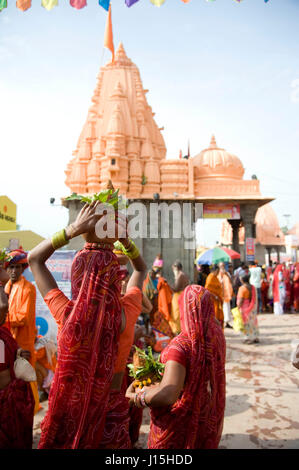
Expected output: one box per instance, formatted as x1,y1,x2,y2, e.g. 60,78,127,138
255,203,285,245
221,203,285,247
192,135,244,180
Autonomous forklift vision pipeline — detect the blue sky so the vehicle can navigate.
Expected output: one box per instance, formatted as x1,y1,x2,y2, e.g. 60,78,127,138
0,0,298,246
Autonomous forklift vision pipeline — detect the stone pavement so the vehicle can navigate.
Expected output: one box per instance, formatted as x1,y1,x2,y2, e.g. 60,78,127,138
33,313,299,449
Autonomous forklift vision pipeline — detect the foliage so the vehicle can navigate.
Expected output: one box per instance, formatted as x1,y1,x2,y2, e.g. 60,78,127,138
0,249,12,263
127,346,165,380
65,189,128,210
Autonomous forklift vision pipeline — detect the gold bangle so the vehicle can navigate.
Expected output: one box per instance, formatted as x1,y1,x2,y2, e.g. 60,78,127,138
51,229,68,250
113,239,140,260
122,240,140,260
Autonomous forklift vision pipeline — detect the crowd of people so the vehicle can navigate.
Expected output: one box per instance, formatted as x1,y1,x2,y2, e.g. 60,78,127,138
0,196,298,449
197,259,299,316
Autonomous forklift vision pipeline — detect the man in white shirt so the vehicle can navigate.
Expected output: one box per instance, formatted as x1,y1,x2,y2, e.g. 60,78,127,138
249,262,262,313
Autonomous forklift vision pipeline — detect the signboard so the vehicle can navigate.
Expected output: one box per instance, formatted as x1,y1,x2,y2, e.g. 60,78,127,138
9,238,20,250
24,250,76,343
245,237,255,262
203,203,240,219
0,195,17,231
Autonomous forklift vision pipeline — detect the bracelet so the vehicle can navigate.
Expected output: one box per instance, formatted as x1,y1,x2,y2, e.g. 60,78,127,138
134,393,139,407
139,390,149,408
51,229,69,250
121,239,140,260
113,241,124,254
135,392,144,408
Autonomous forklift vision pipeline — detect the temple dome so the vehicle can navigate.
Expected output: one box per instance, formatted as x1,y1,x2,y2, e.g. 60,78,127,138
221,203,285,246
255,203,285,245
192,135,245,180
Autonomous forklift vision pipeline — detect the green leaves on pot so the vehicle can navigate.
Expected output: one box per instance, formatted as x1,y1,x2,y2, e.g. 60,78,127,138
65,189,128,210
127,346,165,380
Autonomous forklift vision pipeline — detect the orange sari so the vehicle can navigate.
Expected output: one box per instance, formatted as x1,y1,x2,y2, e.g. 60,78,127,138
205,273,224,328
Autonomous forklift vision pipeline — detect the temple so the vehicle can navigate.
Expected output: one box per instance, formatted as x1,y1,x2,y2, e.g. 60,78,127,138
64,43,266,203
63,43,276,279
221,203,286,263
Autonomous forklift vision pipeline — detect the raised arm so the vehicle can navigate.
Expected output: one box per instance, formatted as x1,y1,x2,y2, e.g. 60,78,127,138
28,201,104,298
122,240,147,292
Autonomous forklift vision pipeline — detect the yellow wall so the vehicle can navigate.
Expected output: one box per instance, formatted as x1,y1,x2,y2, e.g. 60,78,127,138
0,230,44,251
0,196,17,231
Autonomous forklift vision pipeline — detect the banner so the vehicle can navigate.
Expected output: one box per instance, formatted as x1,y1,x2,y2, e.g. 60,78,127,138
245,237,255,262
0,196,17,231
1,0,271,12
24,250,76,343
203,203,240,219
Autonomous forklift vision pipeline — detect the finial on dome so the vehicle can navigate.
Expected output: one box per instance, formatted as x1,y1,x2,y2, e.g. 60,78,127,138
209,135,217,149
106,179,115,191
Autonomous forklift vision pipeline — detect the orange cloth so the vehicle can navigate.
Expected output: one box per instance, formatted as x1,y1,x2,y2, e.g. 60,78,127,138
5,276,36,367
205,273,224,327
104,4,114,62
43,288,72,334
44,286,142,374
114,287,142,373
34,347,57,372
217,272,233,302
157,277,172,322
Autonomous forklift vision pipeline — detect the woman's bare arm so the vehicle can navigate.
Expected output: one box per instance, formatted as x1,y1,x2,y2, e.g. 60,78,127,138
126,360,186,407
28,201,105,298
122,240,147,292
141,294,153,314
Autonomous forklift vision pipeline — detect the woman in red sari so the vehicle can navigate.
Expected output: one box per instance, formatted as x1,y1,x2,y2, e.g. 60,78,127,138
126,285,226,449
283,266,293,312
28,200,127,449
293,263,299,312
237,274,259,344
0,270,35,448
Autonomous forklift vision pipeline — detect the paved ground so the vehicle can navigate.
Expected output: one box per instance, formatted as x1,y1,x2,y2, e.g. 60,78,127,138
33,313,299,449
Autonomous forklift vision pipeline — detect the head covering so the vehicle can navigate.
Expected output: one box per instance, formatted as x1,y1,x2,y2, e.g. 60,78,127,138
153,255,163,269
39,243,122,449
4,249,28,270
272,264,284,303
149,285,226,449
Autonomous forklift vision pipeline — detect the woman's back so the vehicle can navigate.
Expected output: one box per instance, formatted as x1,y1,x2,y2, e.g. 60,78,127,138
148,286,226,449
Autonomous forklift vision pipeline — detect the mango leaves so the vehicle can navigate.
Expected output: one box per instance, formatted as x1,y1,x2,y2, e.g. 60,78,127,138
65,189,128,210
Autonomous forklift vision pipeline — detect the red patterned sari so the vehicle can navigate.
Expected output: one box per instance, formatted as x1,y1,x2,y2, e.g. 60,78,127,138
148,285,226,449
0,326,34,449
38,244,122,449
